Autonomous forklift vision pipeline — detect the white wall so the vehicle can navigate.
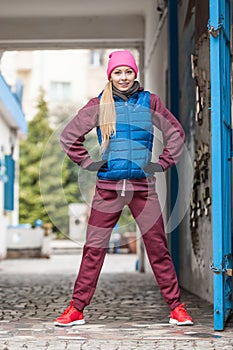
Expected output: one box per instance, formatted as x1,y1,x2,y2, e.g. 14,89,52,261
144,1,168,99
1,50,91,121
34,50,90,105
0,113,20,259
139,1,169,273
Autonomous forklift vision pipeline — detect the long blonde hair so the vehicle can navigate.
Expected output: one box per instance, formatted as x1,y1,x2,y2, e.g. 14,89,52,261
99,81,116,152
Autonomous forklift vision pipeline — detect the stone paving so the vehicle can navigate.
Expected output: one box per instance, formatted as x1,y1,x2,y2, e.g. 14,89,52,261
0,252,233,349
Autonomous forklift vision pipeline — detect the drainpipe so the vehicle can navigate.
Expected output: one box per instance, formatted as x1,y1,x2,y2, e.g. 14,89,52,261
167,0,180,279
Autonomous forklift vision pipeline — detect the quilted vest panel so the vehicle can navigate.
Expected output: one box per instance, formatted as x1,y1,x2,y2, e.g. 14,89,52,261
97,90,153,180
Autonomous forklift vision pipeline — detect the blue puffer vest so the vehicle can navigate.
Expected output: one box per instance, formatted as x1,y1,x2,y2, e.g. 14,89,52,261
97,90,153,180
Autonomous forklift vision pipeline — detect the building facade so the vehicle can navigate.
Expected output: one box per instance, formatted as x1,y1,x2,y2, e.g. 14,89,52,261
0,73,27,259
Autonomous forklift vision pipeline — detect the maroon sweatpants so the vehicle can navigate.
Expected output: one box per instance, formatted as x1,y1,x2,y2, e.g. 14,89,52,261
72,180,181,311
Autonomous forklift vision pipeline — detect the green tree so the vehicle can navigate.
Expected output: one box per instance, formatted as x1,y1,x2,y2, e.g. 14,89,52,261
19,89,52,226
39,130,71,235
19,89,76,235
19,91,136,236
19,91,71,231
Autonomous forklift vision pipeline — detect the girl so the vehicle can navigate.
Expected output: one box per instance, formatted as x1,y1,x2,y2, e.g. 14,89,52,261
54,50,193,326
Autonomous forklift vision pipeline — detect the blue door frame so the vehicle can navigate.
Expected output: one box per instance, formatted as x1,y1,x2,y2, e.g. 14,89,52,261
209,0,232,331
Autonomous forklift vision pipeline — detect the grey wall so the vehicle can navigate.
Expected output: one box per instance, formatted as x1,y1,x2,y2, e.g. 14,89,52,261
178,0,213,303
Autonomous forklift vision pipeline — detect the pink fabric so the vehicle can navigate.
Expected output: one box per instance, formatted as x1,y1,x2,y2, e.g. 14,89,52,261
72,182,181,311
106,50,138,80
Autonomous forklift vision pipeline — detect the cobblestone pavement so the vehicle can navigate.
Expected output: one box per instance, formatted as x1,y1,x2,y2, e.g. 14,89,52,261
0,252,233,350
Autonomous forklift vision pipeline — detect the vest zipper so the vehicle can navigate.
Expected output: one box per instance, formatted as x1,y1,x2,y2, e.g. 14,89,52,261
125,101,131,178
121,179,126,197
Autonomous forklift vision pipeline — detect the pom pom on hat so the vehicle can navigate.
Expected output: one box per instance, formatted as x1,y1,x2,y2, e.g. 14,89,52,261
107,50,138,80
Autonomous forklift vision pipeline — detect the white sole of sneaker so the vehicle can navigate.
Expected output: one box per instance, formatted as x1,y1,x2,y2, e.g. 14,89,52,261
169,318,194,326
54,319,85,327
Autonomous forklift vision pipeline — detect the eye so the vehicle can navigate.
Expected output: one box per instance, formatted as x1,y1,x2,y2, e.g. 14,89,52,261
113,71,121,75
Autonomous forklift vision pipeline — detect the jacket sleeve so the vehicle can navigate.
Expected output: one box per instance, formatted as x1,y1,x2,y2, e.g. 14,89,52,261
150,93,185,171
60,97,99,168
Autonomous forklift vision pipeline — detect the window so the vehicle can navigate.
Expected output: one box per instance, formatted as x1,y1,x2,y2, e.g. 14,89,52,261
50,81,71,101
90,50,104,67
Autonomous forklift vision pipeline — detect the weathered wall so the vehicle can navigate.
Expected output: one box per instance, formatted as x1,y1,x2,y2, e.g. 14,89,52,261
178,0,213,303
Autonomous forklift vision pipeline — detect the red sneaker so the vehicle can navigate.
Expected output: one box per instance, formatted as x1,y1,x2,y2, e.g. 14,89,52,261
169,303,194,325
54,300,85,326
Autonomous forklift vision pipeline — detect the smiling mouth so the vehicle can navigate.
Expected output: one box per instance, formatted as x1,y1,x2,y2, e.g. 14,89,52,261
119,83,129,87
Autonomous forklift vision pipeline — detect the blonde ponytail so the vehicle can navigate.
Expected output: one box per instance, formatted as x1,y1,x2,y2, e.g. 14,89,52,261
99,81,116,152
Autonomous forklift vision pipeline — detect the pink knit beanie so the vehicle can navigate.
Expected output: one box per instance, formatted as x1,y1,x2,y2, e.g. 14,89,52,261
107,50,138,80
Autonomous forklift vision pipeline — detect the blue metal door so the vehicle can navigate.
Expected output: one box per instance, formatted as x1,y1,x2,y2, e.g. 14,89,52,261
209,0,232,331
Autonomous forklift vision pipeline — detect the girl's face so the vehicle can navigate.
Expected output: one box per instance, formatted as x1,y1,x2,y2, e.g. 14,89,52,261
110,66,136,91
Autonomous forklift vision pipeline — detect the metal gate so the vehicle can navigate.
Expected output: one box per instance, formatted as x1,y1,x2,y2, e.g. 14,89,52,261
209,0,232,331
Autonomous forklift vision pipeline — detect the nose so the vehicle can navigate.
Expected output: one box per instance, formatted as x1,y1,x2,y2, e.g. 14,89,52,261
121,72,127,80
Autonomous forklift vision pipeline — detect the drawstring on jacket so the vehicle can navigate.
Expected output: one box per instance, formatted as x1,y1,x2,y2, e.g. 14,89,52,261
121,179,126,197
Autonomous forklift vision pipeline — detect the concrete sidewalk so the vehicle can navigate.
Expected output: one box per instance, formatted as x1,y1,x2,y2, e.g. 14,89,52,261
0,249,233,350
